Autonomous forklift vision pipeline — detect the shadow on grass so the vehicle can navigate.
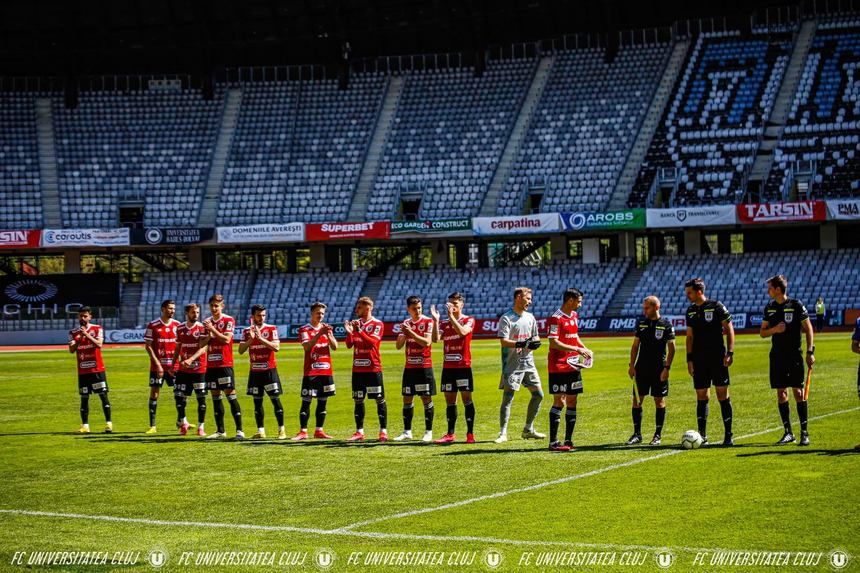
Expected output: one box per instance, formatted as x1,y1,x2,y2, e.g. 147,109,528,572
736,448,858,457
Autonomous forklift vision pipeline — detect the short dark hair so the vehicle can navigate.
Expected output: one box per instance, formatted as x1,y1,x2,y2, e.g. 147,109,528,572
448,291,465,303
563,288,583,303
161,299,175,309
767,274,788,294
78,306,92,315
208,293,224,304
310,301,327,312
685,277,705,292
251,304,266,314
184,303,199,313
406,295,422,307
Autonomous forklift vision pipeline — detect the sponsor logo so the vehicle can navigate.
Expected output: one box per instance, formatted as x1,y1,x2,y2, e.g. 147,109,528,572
0,230,29,244
677,210,687,222
353,358,372,367
490,218,542,231
311,362,329,370
80,360,97,369
444,354,463,362
407,356,425,364
4,279,59,303
145,228,163,245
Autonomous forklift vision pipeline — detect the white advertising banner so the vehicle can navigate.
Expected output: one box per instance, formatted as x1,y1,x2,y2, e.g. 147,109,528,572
41,228,130,247
471,213,560,236
826,199,860,220
646,206,736,228
216,223,305,244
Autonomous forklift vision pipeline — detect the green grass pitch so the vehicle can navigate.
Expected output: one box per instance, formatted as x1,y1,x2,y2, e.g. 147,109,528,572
0,332,858,572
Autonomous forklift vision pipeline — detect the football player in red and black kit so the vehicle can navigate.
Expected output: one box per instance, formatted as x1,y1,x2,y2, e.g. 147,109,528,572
69,306,112,434
393,295,438,442
201,294,243,440
170,303,209,436
545,288,593,451
292,301,338,441
144,299,179,434
345,296,388,442
430,292,476,444
239,304,284,439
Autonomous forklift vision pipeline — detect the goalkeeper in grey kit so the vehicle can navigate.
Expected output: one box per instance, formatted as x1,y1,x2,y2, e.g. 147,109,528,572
495,287,545,443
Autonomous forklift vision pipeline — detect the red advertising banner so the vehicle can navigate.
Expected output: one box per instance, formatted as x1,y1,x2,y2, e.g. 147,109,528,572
305,221,391,241
0,230,41,249
737,201,827,224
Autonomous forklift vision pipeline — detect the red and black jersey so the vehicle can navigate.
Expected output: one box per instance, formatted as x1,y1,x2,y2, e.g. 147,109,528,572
144,318,180,370
440,315,475,369
348,318,383,373
403,315,434,369
546,309,584,373
176,322,207,374
69,324,105,374
299,323,333,376
204,314,235,368
243,323,279,371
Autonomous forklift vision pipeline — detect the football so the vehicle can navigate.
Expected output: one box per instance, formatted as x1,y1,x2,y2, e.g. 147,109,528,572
681,430,704,450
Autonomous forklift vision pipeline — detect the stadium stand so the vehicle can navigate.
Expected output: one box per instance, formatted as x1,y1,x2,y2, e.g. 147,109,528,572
246,268,368,325
0,317,118,332
621,248,860,316
53,89,224,228
219,75,386,225
137,271,253,326
373,258,630,322
764,17,860,200
366,60,536,221
498,44,670,215
0,94,42,229
630,31,793,207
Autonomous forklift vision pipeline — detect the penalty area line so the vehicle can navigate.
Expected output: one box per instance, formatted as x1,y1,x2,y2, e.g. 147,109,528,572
336,406,860,531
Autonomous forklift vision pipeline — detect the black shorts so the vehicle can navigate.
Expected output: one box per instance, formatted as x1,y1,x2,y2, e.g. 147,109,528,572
692,359,730,390
635,368,669,398
247,369,282,397
440,368,474,393
402,368,437,397
769,352,805,389
301,375,336,399
205,367,236,390
148,371,175,388
78,372,108,395
352,371,385,400
549,371,583,395
174,371,207,396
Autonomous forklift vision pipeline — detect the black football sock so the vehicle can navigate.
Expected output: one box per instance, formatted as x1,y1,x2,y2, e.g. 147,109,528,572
632,406,643,435
175,396,187,422
446,403,457,434
270,397,284,427
778,400,792,433
696,399,709,436
227,393,243,432
196,395,207,425
655,407,666,436
549,406,563,442
80,395,90,425
315,399,327,429
424,402,434,431
564,407,577,442
464,401,475,434
299,399,312,430
212,395,225,434
98,393,111,423
402,403,414,432
719,398,732,435
148,398,158,427
354,401,366,430
253,398,265,428
376,399,387,430
797,400,808,433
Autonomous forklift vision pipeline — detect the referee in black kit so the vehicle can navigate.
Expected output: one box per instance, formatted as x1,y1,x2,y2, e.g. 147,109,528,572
684,278,735,446
760,275,814,446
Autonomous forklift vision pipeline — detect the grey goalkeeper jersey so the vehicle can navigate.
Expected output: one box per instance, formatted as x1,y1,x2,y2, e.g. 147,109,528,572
498,309,539,375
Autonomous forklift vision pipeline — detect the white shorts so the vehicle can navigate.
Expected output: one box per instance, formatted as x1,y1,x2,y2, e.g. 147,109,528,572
499,370,541,392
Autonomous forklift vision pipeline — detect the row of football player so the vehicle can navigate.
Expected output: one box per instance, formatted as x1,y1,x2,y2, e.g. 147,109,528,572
68,275,820,449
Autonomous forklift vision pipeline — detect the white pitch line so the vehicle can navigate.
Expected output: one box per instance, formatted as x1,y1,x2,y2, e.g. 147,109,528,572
336,406,860,531
0,508,775,555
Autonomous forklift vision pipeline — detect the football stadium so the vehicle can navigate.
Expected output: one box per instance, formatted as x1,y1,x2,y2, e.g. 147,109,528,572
0,0,859,571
